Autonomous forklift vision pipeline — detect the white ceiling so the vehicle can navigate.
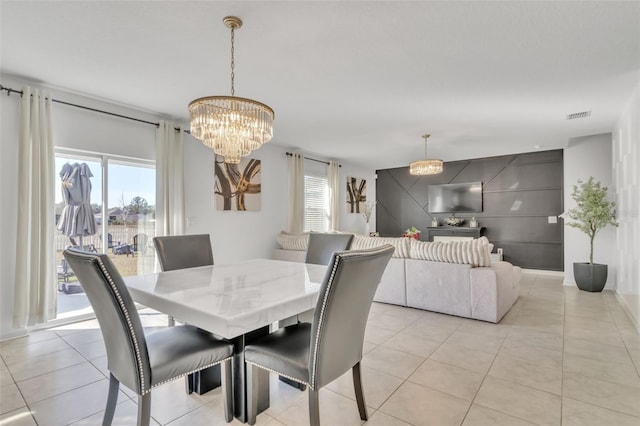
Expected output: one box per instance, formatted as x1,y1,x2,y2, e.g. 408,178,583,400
2,1,639,169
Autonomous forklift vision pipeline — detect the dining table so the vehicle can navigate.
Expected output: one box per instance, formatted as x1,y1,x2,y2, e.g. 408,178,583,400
124,258,328,423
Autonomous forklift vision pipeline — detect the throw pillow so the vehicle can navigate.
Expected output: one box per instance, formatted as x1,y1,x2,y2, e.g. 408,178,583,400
275,232,309,251
410,238,491,267
351,235,410,258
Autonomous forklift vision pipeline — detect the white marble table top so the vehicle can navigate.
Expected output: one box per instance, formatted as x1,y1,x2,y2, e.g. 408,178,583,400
125,259,328,339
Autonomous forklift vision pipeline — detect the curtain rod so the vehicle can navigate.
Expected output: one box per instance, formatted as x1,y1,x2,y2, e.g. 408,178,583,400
0,84,186,133
285,152,341,167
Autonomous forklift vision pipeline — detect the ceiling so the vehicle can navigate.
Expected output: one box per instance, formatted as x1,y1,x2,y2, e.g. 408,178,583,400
2,1,639,169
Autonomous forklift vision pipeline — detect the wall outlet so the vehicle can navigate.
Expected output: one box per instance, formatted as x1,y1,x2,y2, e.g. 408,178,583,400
548,216,557,224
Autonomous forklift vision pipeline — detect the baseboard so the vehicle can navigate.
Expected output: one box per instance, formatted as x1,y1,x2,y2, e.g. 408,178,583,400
0,328,28,342
615,292,640,334
521,268,564,278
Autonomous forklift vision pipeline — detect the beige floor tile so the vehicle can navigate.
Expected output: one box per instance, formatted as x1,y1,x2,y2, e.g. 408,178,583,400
563,371,640,417
379,381,470,426
408,359,484,401
59,328,104,347
263,373,307,418
52,319,101,335
429,341,495,374
70,399,161,425
564,317,620,335
561,397,640,426
563,325,626,348
474,376,561,426
382,331,442,358
411,313,464,331
367,312,418,333
445,330,505,354
6,348,86,382
400,321,456,343
148,378,214,424
564,337,634,365
163,397,246,426
488,353,562,395
325,365,403,409
0,337,72,365
621,331,640,350
1,383,26,415
0,407,37,426
275,388,369,426
564,352,640,388
462,404,536,426
504,328,564,353
16,361,104,405
362,341,377,355
363,324,397,345
456,319,511,338
362,346,424,379
498,340,562,371
363,410,412,425
262,417,287,426
72,338,107,360
29,379,129,426
0,331,59,351
0,361,12,387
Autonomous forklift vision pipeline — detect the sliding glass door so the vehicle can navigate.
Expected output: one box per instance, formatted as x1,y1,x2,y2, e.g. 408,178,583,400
54,150,155,320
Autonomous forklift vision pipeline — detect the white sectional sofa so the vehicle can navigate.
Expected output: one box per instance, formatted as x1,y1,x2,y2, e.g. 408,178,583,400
273,233,521,323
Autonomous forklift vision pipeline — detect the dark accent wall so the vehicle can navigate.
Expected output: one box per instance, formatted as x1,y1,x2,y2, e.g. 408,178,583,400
376,149,564,270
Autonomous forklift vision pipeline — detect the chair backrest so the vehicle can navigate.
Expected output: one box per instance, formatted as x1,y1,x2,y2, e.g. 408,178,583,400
309,244,394,389
133,233,149,252
153,234,214,272
63,248,151,395
305,233,355,265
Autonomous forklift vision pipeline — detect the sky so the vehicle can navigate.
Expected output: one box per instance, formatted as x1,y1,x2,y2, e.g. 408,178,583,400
55,156,155,210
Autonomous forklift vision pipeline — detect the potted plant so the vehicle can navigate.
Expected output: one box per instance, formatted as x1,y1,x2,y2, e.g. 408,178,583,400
565,177,618,292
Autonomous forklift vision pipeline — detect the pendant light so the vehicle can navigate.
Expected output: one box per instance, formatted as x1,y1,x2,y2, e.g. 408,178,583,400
189,16,274,164
409,134,443,175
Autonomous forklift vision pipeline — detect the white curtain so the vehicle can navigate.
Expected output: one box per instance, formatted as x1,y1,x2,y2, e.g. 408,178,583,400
13,87,56,328
328,160,340,231
287,152,305,233
155,121,185,237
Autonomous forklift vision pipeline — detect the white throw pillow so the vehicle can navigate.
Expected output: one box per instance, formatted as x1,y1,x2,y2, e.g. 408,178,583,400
409,238,491,267
275,232,309,251
351,235,410,258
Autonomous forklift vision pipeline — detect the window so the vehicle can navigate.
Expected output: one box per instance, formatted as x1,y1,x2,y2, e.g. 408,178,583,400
304,175,329,232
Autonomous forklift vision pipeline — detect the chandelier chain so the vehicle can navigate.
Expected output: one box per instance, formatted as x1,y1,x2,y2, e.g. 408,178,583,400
230,26,235,96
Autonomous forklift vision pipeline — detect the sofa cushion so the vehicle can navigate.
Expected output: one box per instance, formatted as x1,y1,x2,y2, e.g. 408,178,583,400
351,235,410,258
275,232,310,251
409,238,491,267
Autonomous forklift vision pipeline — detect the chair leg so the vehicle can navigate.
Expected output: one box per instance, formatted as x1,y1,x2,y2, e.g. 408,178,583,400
102,373,119,426
352,362,368,420
246,364,259,425
137,393,151,426
222,359,233,423
309,388,320,426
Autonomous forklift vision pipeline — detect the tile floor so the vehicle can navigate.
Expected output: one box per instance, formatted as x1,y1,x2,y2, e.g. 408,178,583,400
1,273,640,425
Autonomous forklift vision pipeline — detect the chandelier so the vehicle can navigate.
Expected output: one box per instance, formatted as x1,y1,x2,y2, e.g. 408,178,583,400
409,134,443,175
189,16,274,164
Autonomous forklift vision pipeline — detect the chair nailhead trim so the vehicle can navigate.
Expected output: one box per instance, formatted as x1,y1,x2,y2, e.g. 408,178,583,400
96,257,148,393
245,361,310,388
145,356,233,395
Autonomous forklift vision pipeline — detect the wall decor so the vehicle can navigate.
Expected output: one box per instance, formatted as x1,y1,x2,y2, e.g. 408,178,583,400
346,176,367,213
215,156,261,211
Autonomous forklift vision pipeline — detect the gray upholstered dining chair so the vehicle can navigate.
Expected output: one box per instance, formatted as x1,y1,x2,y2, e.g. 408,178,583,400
244,244,394,426
63,248,233,426
153,234,214,326
304,232,354,265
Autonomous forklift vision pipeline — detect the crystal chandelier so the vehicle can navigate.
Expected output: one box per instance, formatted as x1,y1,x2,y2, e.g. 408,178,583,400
189,16,274,164
409,134,443,175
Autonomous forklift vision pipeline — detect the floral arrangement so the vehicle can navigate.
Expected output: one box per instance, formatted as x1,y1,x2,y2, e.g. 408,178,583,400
361,201,376,223
402,226,421,239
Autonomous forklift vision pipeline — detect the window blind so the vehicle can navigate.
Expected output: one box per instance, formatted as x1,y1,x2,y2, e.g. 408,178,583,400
304,175,329,232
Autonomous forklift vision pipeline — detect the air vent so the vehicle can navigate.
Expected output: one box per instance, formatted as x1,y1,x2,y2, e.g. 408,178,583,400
566,110,591,120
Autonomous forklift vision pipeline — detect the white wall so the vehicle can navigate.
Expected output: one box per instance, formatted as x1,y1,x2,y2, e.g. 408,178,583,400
0,74,376,339
563,133,616,288
613,82,640,329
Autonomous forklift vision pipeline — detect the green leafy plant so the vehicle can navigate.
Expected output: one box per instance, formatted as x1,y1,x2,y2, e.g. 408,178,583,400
565,177,618,264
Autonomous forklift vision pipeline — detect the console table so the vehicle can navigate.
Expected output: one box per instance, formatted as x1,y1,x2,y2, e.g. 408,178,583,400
425,226,484,242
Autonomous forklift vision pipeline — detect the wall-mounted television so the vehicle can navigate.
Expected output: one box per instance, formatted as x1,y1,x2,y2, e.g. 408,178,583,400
428,181,483,213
